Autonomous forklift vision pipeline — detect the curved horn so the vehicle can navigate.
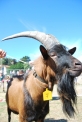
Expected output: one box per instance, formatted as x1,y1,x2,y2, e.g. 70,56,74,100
2,31,60,49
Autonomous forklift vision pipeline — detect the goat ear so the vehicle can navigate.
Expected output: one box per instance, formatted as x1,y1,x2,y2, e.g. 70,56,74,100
68,47,76,55
40,45,49,60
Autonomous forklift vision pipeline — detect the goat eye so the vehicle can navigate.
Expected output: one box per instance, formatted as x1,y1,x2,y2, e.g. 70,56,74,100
50,54,55,57
50,53,56,57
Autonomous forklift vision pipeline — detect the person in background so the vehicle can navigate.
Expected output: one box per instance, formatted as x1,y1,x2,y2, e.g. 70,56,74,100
0,49,6,92
18,70,24,75
0,49,6,58
0,71,5,92
5,75,11,84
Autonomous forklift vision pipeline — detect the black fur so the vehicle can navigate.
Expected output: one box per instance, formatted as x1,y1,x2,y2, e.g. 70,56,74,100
57,72,76,117
13,74,24,80
6,75,24,91
40,45,49,60
23,79,49,122
48,44,73,71
48,44,68,56
48,44,77,117
7,78,13,89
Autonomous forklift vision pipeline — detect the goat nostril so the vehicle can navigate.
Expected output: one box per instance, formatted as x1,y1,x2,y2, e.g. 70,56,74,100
75,63,81,65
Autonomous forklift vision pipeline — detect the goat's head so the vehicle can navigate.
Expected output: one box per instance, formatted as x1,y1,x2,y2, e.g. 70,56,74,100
2,31,82,117
2,31,82,77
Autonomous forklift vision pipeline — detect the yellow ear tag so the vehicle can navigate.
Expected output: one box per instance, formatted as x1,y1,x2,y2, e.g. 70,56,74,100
43,88,52,101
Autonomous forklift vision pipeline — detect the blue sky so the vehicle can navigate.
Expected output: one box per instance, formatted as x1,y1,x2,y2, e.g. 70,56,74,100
0,0,82,62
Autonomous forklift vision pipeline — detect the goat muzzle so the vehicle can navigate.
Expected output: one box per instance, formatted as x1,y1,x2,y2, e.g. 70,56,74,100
67,57,82,77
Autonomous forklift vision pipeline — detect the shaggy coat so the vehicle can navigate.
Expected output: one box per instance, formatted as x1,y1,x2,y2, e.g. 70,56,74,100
6,45,82,122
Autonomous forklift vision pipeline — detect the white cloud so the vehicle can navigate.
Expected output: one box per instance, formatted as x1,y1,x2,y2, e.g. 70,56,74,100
60,38,82,62
29,50,40,61
78,56,82,62
19,19,47,33
30,38,82,61
61,39,81,49
42,26,47,33
19,19,37,30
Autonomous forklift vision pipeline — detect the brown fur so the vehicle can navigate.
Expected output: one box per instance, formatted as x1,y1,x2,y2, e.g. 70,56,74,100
6,45,82,122
6,56,56,122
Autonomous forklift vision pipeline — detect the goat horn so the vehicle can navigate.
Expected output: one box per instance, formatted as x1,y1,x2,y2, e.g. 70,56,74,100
2,31,60,49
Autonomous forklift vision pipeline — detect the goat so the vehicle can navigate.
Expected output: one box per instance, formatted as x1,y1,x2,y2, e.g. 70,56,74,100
2,31,82,122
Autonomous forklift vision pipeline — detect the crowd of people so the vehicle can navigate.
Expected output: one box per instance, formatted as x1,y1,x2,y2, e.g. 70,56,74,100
0,49,6,92
0,69,25,92
0,49,32,92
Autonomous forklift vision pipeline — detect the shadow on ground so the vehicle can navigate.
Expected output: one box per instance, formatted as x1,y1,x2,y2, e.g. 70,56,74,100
45,118,67,122
52,97,60,100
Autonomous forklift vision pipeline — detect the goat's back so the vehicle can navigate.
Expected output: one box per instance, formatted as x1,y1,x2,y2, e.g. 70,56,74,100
6,77,24,114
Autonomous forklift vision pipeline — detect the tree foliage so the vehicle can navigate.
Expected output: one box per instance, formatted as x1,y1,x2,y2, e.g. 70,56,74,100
9,62,24,69
20,56,31,63
2,58,15,65
1,56,31,70
23,62,31,69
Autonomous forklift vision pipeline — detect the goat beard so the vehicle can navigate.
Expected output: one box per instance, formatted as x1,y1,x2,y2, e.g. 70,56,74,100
57,71,77,117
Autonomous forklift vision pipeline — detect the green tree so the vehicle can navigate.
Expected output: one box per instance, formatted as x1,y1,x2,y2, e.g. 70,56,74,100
23,62,31,69
8,62,31,71
11,59,17,64
9,62,24,69
2,56,31,71
0,58,3,65
20,56,31,63
2,58,17,65
2,58,11,65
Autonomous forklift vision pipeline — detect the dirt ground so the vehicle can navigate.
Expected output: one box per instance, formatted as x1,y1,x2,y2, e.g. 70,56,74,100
0,81,82,122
